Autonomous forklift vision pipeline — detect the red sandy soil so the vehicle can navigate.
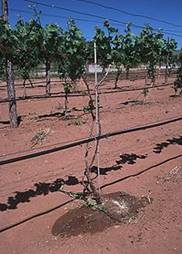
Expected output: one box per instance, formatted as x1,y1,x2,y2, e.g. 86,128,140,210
0,77,182,254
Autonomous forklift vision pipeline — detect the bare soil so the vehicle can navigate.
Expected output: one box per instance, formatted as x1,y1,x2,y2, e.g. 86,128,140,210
0,77,182,254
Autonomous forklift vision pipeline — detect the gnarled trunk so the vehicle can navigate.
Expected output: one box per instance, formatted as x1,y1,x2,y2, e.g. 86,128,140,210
23,79,27,98
114,68,122,89
3,0,18,128
64,93,68,116
6,60,18,128
126,65,130,80
165,58,169,84
45,60,51,95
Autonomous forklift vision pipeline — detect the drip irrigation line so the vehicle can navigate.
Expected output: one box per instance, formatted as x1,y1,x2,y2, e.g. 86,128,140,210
100,153,182,189
0,80,63,88
0,135,160,194
0,92,175,159
0,115,181,166
2,124,181,195
0,198,74,233
0,69,176,89
0,152,181,234
0,73,175,90
0,82,174,104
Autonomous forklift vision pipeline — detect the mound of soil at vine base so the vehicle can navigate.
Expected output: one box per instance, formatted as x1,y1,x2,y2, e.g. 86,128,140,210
52,192,151,238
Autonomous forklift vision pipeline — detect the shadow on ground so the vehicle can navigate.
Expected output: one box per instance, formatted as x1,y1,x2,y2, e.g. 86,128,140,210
101,154,182,190
91,153,147,176
0,176,79,212
0,153,148,212
153,136,182,154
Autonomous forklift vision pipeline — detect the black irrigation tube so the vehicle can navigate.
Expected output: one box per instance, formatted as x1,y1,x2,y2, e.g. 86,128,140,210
0,115,181,166
0,153,181,234
0,79,63,89
15,80,62,87
0,82,174,104
0,199,74,234
0,70,177,88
